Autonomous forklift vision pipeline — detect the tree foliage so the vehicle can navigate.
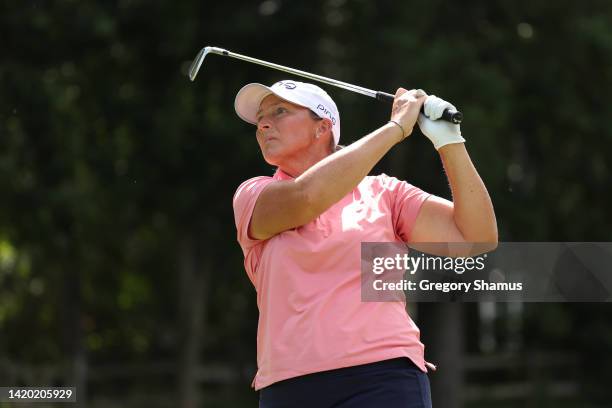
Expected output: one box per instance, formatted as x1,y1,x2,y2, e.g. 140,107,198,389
1,1,611,406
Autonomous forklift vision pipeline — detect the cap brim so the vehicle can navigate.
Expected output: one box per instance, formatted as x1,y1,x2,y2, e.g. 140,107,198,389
234,83,274,125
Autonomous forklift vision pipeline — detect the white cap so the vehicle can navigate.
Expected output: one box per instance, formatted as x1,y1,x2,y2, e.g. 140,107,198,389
234,80,341,145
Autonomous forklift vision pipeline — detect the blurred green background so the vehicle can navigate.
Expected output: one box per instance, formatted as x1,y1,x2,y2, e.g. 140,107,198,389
1,0,611,407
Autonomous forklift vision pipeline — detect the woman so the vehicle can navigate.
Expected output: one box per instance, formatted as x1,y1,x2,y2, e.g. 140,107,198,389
232,79,497,407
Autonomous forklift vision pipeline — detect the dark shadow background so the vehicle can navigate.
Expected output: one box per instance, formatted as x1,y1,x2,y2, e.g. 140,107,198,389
1,1,611,407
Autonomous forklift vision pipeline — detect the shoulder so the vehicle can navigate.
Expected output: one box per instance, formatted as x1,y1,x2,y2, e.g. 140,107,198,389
233,176,274,205
364,174,429,205
363,173,405,191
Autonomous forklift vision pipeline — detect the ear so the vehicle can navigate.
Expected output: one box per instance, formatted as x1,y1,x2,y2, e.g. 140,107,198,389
317,118,332,138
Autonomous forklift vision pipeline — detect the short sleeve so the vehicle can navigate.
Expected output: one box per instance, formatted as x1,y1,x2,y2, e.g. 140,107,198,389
232,176,276,253
381,174,431,242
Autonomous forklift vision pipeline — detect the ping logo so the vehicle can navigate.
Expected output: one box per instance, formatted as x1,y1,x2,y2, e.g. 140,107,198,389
274,81,297,89
316,104,337,125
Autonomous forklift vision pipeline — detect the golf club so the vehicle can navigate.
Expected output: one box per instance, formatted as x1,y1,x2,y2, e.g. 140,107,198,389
188,46,463,124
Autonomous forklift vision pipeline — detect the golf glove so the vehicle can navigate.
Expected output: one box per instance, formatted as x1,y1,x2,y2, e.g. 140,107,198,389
418,95,466,150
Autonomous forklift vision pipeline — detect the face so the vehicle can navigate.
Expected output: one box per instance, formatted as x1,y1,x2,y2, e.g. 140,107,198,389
255,94,320,166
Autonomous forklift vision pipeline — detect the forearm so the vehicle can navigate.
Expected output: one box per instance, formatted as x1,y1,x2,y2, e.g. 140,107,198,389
438,143,498,242
296,122,403,215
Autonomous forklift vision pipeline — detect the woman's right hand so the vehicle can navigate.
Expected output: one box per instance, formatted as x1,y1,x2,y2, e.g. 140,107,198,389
390,88,428,140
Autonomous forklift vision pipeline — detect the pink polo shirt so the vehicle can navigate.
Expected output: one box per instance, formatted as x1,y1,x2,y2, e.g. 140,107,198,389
233,168,431,391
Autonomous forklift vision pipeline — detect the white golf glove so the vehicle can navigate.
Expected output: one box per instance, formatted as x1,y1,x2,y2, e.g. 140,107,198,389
418,95,466,150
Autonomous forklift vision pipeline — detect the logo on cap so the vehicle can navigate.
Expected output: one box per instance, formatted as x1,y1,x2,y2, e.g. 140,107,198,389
316,104,336,125
274,81,297,90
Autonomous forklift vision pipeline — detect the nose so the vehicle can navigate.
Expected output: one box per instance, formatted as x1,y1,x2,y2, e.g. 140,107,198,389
257,116,272,131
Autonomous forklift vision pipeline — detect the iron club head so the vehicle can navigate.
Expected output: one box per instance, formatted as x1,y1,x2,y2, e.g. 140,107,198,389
188,46,228,81
188,47,212,81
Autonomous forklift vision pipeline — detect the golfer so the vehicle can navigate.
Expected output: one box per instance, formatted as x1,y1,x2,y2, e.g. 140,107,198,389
232,79,497,407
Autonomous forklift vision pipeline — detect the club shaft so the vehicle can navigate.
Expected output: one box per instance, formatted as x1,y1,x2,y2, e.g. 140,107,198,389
204,47,377,98
189,46,463,124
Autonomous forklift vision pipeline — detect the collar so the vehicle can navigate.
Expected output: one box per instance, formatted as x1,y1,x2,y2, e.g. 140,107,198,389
273,168,295,180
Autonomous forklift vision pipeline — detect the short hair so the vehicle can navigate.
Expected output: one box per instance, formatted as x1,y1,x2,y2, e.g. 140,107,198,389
309,110,323,121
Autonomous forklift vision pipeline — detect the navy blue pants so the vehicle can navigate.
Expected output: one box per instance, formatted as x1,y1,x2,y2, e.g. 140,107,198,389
259,357,432,408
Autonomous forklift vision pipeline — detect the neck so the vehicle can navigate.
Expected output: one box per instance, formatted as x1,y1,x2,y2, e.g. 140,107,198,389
279,156,321,178
278,148,330,178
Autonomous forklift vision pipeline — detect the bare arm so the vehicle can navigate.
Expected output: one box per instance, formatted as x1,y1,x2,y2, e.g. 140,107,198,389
250,89,425,240
411,143,498,245
250,122,404,239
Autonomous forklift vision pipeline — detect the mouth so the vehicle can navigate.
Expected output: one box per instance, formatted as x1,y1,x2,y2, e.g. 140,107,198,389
257,130,278,144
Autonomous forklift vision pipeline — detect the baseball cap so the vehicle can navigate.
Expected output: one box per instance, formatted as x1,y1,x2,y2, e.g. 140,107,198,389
234,80,341,145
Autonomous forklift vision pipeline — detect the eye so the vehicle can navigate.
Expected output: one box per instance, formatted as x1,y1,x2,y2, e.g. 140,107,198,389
275,107,287,115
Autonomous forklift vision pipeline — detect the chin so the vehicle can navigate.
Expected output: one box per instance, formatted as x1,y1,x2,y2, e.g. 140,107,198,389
261,151,281,166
